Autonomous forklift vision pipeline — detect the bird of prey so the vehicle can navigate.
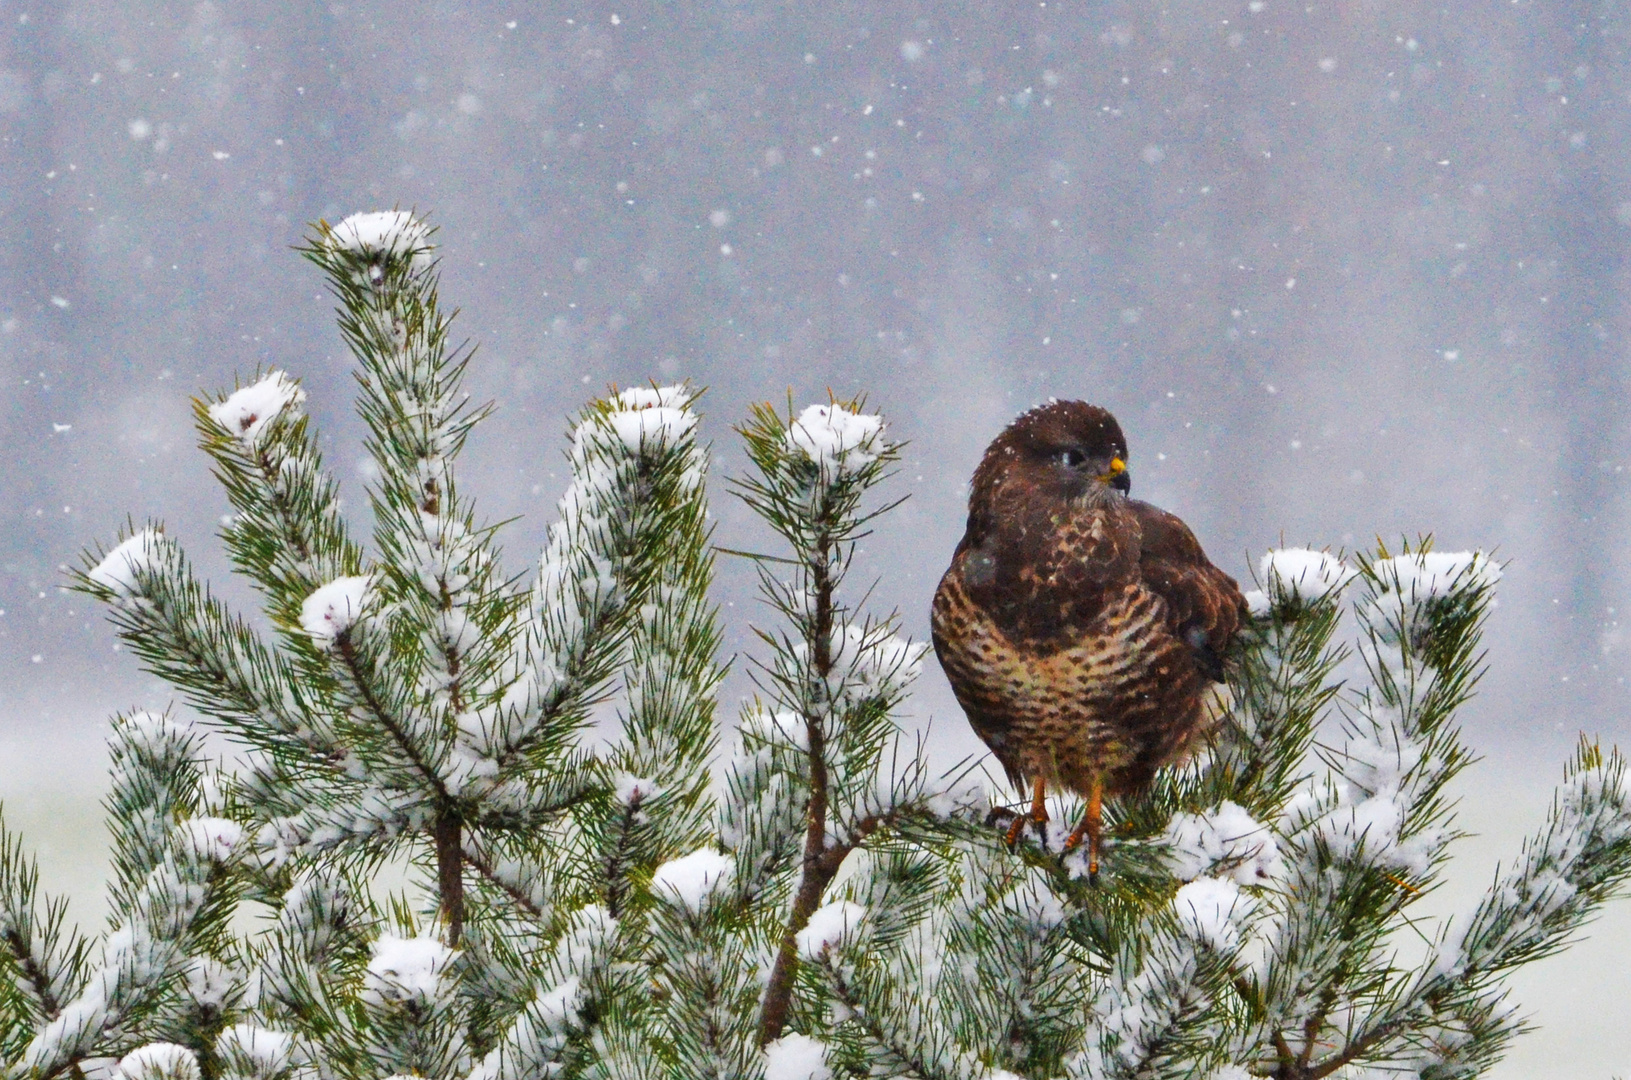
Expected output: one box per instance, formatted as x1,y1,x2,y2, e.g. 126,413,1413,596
931,401,1246,879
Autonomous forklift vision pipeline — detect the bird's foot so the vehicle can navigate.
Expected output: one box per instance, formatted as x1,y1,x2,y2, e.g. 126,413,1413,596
1061,822,1100,887
1061,782,1104,886
1004,777,1051,849
1004,803,1049,847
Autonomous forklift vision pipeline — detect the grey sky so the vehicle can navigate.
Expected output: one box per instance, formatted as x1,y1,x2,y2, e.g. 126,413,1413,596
2,2,1629,1073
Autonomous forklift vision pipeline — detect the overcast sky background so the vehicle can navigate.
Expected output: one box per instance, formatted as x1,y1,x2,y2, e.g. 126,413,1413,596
2,1,1630,1073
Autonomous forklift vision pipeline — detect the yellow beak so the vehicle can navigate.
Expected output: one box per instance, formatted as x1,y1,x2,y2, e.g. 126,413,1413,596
1101,457,1126,481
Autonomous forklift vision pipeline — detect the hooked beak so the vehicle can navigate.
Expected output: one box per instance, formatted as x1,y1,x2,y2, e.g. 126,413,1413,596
1103,457,1130,493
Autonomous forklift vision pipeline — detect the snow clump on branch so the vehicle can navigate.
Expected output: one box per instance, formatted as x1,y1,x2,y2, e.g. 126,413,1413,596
207,371,305,447
299,576,374,648
119,710,194,752
364,934,454,1005
1163,801,1282,884
87,530,165,599
1248,548,1356,614
176,817,243,863
796,901,866,959
824,623,927,698
115,1043,200,1080
1372,551,1500,605
327,210,432,262
604,385,699,453
216,1024,294,1079
786,402,885,473
1172,876,1252,951
762,1033,832,1080
650,848,733,911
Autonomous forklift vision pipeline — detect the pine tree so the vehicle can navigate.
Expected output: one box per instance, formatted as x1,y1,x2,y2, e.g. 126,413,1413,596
2,212,1628,1080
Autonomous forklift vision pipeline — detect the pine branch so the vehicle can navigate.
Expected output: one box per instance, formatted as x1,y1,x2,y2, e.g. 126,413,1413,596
72,531,339,766
17,818,244,1080
194,374,364,636
738,399,906,1047
0,818,89,1052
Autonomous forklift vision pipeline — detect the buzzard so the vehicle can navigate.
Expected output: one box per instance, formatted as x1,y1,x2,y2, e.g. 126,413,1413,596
931,401,1246,879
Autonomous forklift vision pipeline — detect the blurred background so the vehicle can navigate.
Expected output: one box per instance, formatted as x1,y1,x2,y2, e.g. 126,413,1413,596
1,1,1628,1072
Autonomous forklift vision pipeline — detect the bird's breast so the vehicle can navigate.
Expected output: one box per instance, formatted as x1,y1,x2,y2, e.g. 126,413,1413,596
932,565,1213,796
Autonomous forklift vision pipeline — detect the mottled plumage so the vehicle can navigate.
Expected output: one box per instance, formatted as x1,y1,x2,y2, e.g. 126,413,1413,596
931,401,1246,874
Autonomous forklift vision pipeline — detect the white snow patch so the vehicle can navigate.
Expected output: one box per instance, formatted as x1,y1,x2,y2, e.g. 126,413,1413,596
365,934,454,1004
798,622,927,709
533,974,582,1029
1173,876,1251,951
796,900,866,959
184,957,236,1009
925,779,987,822
115,1044,200,1080
1371,551,1500,605
1207,1068,1253,1080
88,530,163,597
1243,589,1271,617
299,576,373,647
786,403,886,473
208,371,305,446
739,709,810,751
177,817,242,863
828,623,927,684
328,210,431,260
612,774,660,805
650,847,733,911
1260,548,1355,603
763,1033,831,1080
216,1024,293,1078
119,710,193,751
604,386,697,451
1163,801,1281,884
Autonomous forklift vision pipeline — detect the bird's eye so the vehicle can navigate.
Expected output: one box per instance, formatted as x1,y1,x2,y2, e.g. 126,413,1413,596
1060,449,1086,468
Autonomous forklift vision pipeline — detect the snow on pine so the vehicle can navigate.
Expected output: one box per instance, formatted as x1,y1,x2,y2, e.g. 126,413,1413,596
185,958,237,1011
299,576,373,648
603,385,698,453
1163,801,1282,884
206,371,305,447
328,210,432,263
115,1044,200,1080
87,530,164,598
1172,876,1252,951
815,622,928,706
175,817,243,864
762,1033,831,1080
649,847,733,911
1282,715,1441,878
1247,548,1356,614
786,402,885,473
216,1025,293,1078
506,384,704,765
1366,551,1501,647
1371,550,1500,605
1430,756,1629,981
119,710,194,754
364,934,454,1005
796,900,866,959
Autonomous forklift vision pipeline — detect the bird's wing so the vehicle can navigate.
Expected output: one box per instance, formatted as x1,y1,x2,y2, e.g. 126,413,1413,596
1129,500,1246,681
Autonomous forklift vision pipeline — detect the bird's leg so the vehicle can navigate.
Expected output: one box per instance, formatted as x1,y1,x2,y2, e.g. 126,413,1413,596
1063,779,1105,884
1005,776,1049,846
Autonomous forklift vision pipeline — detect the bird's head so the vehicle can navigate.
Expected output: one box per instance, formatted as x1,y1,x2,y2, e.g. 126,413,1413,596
973,400,1131,509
